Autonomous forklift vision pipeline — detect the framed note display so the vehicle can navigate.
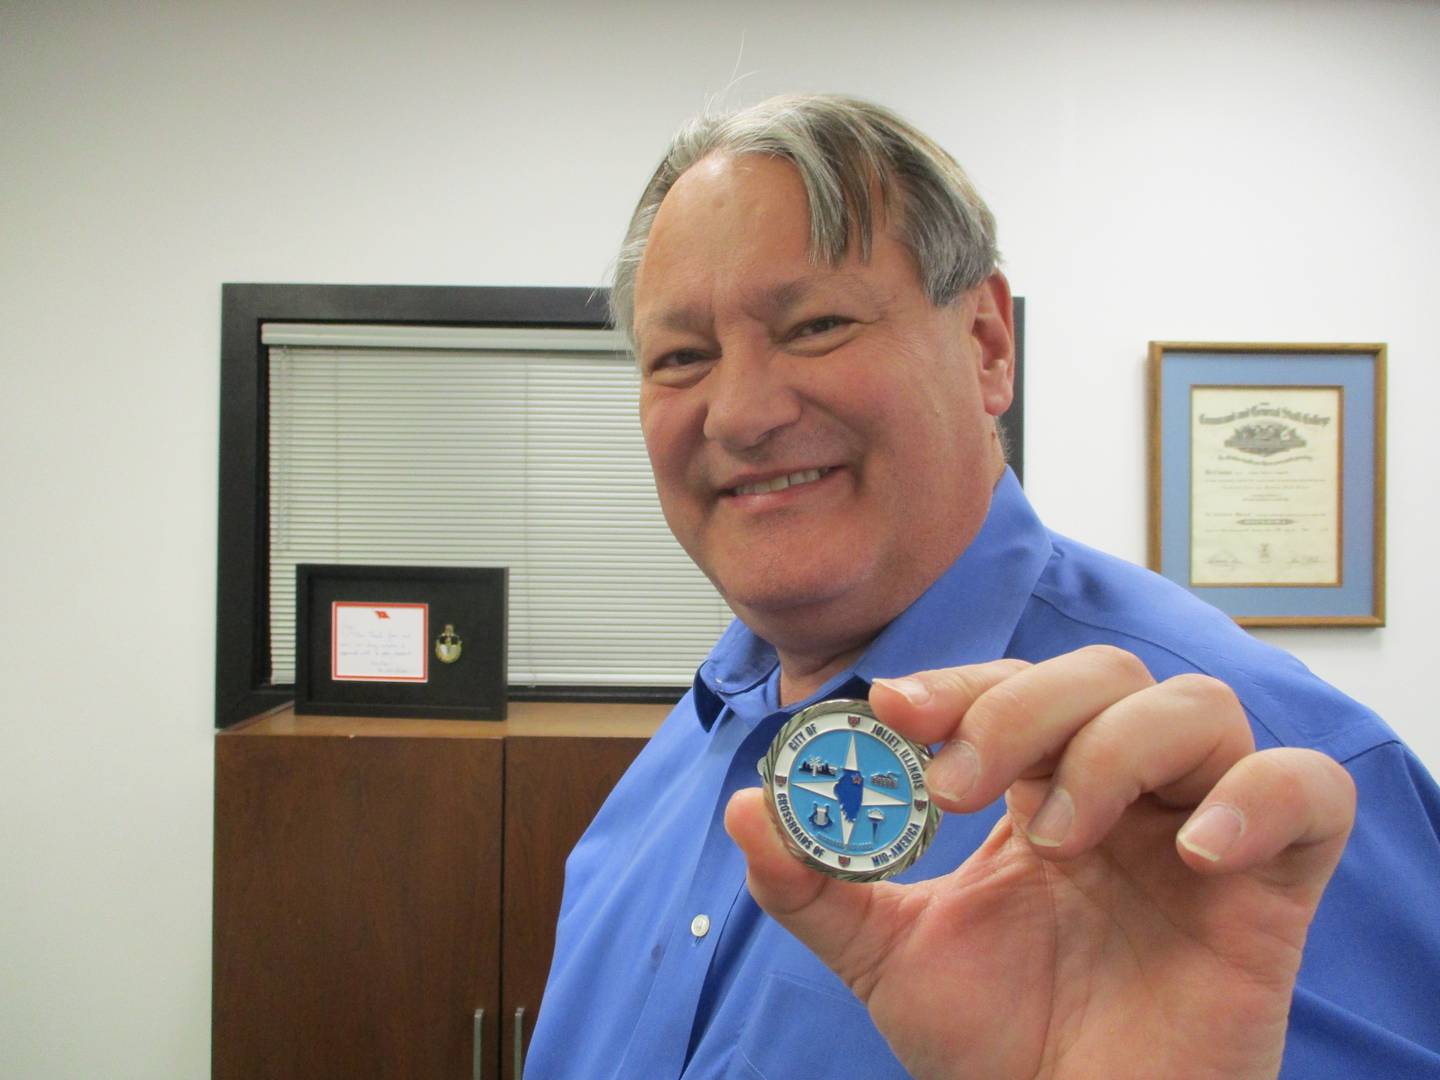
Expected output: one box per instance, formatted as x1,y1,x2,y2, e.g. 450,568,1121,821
295,564,508,719
1148,342,1385,627
330,601,430,682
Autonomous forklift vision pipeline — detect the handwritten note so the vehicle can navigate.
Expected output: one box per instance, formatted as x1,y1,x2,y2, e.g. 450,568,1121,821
331,602,429,682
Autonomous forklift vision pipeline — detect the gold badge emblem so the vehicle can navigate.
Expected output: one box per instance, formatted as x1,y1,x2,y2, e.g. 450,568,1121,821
435,624,463,664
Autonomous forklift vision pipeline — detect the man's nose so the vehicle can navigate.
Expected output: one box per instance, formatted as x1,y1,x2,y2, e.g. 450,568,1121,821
700,344,802,451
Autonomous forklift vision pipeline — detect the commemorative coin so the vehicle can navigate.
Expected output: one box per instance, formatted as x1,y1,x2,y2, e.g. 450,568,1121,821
758,698,941,882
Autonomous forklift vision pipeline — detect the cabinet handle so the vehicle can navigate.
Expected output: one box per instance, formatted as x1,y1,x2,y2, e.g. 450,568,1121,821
473,1008,485,1080
513,1006,526,1078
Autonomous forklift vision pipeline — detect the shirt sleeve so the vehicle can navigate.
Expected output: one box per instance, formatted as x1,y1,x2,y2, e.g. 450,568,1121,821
1280,741,1440,1076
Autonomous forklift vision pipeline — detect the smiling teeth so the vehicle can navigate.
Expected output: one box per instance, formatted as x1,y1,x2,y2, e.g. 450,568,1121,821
734,468,827,496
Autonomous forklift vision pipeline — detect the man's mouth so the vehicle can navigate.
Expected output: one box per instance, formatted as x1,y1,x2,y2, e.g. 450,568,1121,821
729,467,833,497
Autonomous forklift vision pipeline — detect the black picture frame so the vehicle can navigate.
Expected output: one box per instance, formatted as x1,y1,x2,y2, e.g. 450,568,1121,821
215,283,1025,728
295,564,508,720
1010,296,1026,481
215,284,609,728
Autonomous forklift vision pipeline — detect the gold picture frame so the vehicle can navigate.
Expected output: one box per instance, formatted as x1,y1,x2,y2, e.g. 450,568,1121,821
1147,342,1385,627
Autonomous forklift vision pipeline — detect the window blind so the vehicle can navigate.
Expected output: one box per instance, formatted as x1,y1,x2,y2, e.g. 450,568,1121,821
264,323,733,688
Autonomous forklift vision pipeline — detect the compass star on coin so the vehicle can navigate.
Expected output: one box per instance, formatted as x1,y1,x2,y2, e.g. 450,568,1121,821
789,733,910,847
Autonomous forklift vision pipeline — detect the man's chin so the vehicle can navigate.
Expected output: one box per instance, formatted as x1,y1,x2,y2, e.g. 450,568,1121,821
720,575,870,636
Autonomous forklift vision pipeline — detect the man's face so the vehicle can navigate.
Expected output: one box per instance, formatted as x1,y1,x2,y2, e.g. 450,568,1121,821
634,154,1014,651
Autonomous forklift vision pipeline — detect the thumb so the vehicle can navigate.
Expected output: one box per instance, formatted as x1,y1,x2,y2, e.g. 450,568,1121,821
725,787,878,974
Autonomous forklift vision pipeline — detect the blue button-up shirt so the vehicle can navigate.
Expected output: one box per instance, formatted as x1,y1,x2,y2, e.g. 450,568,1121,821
527,470,1440,1078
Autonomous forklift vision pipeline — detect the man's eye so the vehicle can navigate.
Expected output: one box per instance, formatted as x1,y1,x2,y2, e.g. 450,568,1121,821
793,316,851,338
651,349,706,372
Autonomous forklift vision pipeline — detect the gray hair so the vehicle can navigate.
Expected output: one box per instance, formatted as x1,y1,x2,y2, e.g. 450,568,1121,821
610,93,999,346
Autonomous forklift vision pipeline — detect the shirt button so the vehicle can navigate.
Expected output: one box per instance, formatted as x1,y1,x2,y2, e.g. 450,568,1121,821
690,914,711,939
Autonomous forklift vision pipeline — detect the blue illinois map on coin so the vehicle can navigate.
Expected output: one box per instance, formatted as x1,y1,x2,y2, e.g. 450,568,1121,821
787,729,914,854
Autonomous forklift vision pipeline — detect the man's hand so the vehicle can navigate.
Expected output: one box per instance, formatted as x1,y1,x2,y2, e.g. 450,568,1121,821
724,647,1356,1079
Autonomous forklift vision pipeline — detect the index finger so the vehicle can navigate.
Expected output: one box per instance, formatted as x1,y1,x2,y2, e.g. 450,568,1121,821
874,647,1165,812
870,659,1031,744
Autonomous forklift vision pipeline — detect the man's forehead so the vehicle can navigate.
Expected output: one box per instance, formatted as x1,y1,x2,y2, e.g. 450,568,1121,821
630,152,915,345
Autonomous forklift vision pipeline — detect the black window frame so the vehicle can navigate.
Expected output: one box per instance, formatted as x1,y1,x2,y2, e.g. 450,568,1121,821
215,284,1023,729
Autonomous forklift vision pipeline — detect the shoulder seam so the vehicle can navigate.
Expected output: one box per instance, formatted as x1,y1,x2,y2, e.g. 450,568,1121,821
1025,587,1285,751
1335,738,1404,767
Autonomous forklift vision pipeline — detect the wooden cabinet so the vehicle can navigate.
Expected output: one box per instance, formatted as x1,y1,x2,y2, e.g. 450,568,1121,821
500,736,652,1078
213,704,664,1080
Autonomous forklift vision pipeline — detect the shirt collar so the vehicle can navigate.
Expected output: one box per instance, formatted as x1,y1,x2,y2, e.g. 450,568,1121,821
693,468,1053,730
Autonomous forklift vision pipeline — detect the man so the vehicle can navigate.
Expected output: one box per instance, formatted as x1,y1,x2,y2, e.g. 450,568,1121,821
526,95,1439,1078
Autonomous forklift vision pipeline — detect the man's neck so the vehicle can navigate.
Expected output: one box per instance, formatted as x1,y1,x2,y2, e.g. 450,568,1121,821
776,642,869,706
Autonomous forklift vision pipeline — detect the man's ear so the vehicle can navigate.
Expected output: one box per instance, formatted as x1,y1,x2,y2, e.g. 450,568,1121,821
971,272,1015,418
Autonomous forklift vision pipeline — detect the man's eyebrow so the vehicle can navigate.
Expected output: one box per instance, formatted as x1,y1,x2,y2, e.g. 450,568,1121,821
648,306,711,335
750,273,880,316
636,273,883,344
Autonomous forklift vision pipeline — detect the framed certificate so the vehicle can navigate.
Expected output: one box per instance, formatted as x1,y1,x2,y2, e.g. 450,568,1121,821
295,564,508,719
1148,343,1385,627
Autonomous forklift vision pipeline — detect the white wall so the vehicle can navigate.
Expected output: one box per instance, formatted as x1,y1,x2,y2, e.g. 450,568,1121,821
3,2,1436,1075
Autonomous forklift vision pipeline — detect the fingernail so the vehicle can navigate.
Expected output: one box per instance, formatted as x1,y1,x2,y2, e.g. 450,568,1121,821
874,675,930,706
1026,787,1074,848
1178,804,1245,862
926,740,979,802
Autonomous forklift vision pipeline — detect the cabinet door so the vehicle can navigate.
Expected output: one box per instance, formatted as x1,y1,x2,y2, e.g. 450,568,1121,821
214,734,504,1080
500,735,648,1080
